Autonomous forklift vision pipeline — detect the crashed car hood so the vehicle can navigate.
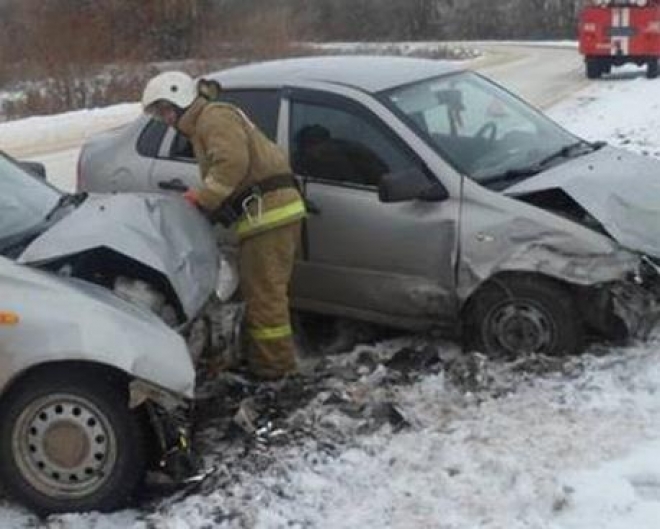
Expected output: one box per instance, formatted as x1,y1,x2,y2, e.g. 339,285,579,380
18,193,218,320
506,146,660,258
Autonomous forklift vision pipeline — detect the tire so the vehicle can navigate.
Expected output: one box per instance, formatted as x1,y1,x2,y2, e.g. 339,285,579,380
465,275,583,359
0,367,147,515
647,59,659,79
585,57,602,80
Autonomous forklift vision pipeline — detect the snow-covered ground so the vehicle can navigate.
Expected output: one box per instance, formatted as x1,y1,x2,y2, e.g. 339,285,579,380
549,66,660,158
0,103,140,158
1,64,660,529
309,41,482,61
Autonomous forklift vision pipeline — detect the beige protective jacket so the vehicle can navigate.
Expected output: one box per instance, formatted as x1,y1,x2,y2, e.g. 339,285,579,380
178,97,305,238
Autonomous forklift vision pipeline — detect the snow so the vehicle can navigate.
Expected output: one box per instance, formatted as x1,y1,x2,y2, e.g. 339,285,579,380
240,345,660,529
2,62,660,528
477,40,578,49
548,66,660,159
308,41,482,61
0,103,140,158
309,40,578,58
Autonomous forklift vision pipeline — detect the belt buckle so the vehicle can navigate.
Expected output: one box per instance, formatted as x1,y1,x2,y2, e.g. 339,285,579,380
242,192,263,225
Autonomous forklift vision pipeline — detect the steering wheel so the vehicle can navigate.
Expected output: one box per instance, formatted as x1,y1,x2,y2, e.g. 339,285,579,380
474,121,498,142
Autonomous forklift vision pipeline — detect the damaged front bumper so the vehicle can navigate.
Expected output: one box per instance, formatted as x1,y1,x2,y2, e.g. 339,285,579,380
580,255,660,342
126,299,245,484
130,378,201,482
609,256,660,340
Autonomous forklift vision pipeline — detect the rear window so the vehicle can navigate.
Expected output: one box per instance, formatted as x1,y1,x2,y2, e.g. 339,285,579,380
137,119,167,158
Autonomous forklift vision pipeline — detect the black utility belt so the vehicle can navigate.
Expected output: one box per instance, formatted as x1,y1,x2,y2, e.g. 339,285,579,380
210,173,297,227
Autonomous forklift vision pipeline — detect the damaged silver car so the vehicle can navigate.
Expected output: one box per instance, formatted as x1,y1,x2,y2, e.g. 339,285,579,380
0,151,222,514
78,56,660,359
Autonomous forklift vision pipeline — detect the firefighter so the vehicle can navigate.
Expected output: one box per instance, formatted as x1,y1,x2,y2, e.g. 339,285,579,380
141,71,306,380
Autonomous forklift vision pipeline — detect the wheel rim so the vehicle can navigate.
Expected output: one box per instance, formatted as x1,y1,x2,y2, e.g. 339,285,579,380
12,393,118,500
484,300,555,356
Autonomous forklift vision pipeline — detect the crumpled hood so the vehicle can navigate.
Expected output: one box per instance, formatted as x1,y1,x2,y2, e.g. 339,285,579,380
506,146,660,258
18,193,218,320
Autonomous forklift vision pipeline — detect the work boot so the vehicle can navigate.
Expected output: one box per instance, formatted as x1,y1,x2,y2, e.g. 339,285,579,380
246,336,299,381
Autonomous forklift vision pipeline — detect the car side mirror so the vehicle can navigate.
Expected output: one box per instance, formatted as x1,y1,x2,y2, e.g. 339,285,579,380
19,161,47,180
378,167,449,203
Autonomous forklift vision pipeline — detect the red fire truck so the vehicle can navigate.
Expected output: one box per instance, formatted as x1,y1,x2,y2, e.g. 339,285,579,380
579,0,660,79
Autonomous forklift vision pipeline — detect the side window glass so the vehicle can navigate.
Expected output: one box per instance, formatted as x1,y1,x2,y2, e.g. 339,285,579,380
217,90,280,141
136,119,167,158
167,90,281,162
171,133,195,160
290,101,418,187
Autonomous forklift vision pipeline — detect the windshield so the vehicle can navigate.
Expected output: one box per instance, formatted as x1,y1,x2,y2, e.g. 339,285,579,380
382,72,579,185
0,153,61,240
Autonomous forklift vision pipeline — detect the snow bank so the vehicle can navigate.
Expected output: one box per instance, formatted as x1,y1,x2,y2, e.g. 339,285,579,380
308,41,481,61
549,68,660,159
0,103,140,158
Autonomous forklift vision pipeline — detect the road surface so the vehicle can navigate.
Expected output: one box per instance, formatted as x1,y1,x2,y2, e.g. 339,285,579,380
22,44,588,192
472,43,587,109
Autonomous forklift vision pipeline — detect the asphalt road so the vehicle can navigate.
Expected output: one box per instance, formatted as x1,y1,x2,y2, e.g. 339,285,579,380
29,43,589,192
471,43,588,109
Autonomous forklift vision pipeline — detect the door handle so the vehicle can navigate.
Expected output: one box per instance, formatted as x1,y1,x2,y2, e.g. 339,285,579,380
158,178,188,192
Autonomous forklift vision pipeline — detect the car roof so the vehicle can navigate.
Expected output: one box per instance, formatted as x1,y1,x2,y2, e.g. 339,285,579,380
209,55,463,93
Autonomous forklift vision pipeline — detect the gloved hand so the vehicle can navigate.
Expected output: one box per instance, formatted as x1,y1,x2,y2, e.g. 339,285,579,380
183,189,200,208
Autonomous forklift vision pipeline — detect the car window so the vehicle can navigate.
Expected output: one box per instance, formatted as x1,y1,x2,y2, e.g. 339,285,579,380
217,90,280,140
169,89,281,161
0,154,60,240
137,119,168,158
383,72,577,183
290,100,419,188
171,132,195,160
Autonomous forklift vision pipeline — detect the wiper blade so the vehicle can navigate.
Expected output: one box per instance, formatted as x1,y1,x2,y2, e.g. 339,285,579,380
536,141,592,169
44,192,87,221
483,141,600,187
482,166,543,186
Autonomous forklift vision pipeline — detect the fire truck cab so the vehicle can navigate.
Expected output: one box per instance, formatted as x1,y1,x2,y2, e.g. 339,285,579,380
579,0,660,79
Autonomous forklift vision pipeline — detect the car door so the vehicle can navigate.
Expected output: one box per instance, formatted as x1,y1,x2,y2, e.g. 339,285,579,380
286,89,460,326
148,89,282,192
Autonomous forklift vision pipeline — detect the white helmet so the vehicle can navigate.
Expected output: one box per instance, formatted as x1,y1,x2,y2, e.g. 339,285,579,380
142,71,197,111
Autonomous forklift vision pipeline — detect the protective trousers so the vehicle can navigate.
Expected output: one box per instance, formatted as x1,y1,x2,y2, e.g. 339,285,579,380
239,221,301,379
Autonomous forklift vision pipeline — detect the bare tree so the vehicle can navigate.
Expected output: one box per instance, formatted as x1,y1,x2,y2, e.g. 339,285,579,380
0,0,586,118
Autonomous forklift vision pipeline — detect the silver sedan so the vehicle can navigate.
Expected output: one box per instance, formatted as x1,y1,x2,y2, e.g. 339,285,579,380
79,55,660,359
0,151,220,514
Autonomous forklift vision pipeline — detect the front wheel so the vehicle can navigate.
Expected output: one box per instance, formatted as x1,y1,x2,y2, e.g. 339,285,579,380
647,59,659,79
465,275,583,359
0,367,147,515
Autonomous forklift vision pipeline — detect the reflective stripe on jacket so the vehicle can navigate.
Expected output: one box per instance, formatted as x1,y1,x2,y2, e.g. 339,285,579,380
236,194,306,239
249,323,294,342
